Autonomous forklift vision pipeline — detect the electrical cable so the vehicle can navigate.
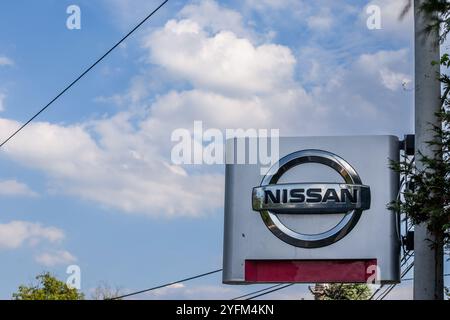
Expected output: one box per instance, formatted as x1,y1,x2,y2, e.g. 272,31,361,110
231,284,284,300
377,261,414,300
402,273,450,281
368,155,418,300
373,260,413,300
0,0,170,148
373,254,414,300
110,268,222,300
368,251,413,300
245,284,294,300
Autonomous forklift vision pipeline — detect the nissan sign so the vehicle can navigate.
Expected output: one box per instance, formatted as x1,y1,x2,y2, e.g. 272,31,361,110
252,149,371,248
223,136,401,284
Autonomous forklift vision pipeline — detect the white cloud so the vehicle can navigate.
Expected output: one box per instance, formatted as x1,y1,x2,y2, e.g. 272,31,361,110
0,92,6,112
363,0,413,39
307,10,333,31
380,68,411,91
0,2,316,218
244,0,296,11
0,0,413,218
302,47,413,136
35,250,77,267
146,283,186,298
179,0,252,39
0,221,64,250
0,56,14,66
96,76,151,107
357,49,412,91
0,179,37,197
144,19,296,96
0,117,223,218
0,220,73,268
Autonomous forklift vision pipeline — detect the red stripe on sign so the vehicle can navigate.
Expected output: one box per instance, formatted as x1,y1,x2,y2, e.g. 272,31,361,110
245,259,377,283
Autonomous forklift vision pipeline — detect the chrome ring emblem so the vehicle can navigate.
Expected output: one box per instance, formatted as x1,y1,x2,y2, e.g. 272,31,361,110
252,149,371,248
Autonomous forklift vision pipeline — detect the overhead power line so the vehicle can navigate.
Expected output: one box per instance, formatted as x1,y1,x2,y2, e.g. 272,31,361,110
0,0,170,149
377,262,414,300
110,268,222,300
246,284,294,300
402,273,450,282
231,284,285,300
366,251,414,300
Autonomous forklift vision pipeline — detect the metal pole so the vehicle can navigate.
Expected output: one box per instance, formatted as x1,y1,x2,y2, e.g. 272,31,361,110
414,0,444,300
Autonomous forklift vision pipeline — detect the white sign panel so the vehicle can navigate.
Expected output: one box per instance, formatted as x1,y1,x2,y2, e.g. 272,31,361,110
223,136,400,284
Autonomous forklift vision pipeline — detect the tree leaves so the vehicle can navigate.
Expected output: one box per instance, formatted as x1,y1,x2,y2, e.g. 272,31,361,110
12,272,84,300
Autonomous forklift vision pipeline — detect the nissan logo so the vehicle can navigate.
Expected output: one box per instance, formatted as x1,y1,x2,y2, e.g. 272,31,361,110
252,149,371,248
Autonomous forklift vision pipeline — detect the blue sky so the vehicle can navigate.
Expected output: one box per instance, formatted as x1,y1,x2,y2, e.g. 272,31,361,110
0,0,446,299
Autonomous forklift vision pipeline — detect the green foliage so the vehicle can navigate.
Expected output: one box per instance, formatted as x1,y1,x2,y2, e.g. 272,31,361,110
316,283,372,300
390,0,450,248
402,1,450,41
12,272,84,300
389,111,450,246
419,0,450,41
